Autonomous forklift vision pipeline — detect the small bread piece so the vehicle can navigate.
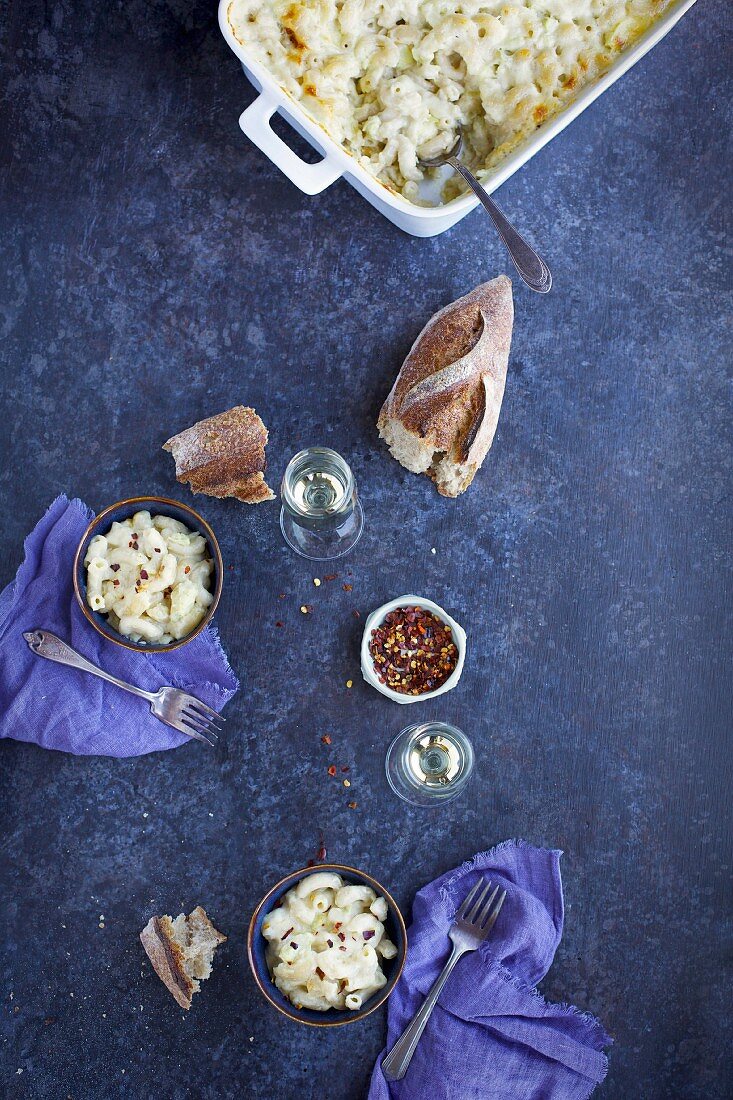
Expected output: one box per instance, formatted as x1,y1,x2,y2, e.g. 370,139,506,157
163,406,275,504
377,276,514,497
140,906,226,1010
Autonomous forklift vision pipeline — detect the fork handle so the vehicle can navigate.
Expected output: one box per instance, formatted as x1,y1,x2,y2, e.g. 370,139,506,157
382,942,466,1082
23,629,155,703
448,157,552,294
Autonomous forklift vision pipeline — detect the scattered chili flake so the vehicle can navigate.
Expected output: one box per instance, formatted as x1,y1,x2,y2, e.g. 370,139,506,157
368,605,458,696
275,621,284,628
317,834,327,861
326,938,333,948
315,966,325,980
323,573,337,582
343,779,351,788
321,734,332,745
341,765,349,773
343,583,353,592
339,946,347,952
281,927,294,941
352,609,361,619
337,932,346,941
290,941,298,950
278,592,286,599
112,579,120,587
154,547,161,553
184,565,190,574
164,586,173,596
362,930,375,941
110,563,120,573
229,565,234,571
139,569,148,581
327,765,337,777
348,801,358,810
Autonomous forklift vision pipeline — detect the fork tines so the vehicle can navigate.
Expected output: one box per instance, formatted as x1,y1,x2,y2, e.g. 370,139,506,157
180,697,225,747
456,877,507,936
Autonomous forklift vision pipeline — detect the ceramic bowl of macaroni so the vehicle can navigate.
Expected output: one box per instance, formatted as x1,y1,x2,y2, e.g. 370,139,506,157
73,496,223,653
248,864,407,1027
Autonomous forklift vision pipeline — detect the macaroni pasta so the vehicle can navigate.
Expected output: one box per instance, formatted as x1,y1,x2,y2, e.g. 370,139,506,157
228,0,673,204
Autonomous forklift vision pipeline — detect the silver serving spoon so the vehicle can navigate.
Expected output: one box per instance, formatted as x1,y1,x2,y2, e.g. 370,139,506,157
420,129,552,293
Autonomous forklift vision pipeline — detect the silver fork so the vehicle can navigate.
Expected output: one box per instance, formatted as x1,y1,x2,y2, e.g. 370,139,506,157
382,877,507,1082
23,629,223,747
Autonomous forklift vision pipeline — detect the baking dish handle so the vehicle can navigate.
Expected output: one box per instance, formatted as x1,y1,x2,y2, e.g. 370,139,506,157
239,94,342,196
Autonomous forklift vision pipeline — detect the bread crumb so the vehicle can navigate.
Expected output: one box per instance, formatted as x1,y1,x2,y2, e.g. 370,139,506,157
142,812,148,819
430,547,436,554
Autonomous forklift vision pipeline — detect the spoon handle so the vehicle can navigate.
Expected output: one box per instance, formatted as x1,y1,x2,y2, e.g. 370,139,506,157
449,158,552,294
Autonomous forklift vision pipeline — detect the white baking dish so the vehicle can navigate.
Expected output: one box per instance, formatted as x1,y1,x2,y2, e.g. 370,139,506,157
218,0,697,238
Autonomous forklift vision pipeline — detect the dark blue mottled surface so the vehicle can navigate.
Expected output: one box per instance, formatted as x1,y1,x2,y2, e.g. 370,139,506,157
1,2,731,1097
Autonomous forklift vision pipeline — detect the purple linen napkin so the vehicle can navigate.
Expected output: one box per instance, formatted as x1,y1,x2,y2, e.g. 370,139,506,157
0,495,239,756
370,841,610,1100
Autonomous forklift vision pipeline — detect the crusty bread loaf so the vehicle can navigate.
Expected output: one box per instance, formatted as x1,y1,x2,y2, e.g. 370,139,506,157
377,276,514,497
163,406,275,504
140,906,226,1010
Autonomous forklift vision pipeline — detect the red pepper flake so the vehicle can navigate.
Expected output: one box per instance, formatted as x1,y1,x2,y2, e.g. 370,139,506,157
337,932,346,942
275,621,284,628
352,609,361,619
184,565,190,574
327,765,337,777
326,938,333,948
289,941,298,950
339,946,347,952
113,579,120,587
362,930,375,940
348,801,358,810
321,734,332,745
341,766,349,773
315,966,325,980
281,927,294,941
334,922,342,930
317,834,327,861
229,565,234,572
139,569,148,581
368,605,458,696
323,573,337,582
343,583,353,592
278,592,286,599
110,563,120,573
154,547,161,553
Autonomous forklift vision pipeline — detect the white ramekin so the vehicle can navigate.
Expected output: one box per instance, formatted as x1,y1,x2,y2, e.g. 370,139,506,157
218,0,697,238
361,595,466,705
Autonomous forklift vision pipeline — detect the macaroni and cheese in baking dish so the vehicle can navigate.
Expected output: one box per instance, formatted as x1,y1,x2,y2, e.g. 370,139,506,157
262,872,398,1011
84,511,214,645
228,0,673,204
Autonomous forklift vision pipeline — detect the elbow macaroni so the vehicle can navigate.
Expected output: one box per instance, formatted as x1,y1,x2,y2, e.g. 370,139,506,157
84,512,213,645
263,873,397,1011
228,0,673,204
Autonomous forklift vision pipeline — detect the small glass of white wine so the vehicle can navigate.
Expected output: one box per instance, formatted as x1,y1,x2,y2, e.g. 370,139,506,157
280,447,364,560
385,722,474,807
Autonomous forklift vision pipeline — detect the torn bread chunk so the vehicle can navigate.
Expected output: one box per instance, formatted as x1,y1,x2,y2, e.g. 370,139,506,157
377,276,514,497
140,906,226,1010
163,406,275,504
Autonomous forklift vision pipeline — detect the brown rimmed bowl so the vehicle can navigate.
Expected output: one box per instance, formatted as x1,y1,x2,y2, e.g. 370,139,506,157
248,863,407,1027
73,496,223,653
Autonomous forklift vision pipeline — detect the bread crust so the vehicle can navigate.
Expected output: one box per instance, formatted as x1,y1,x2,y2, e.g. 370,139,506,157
140,915,194,1010
377,276,514,496
163,406,275,504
